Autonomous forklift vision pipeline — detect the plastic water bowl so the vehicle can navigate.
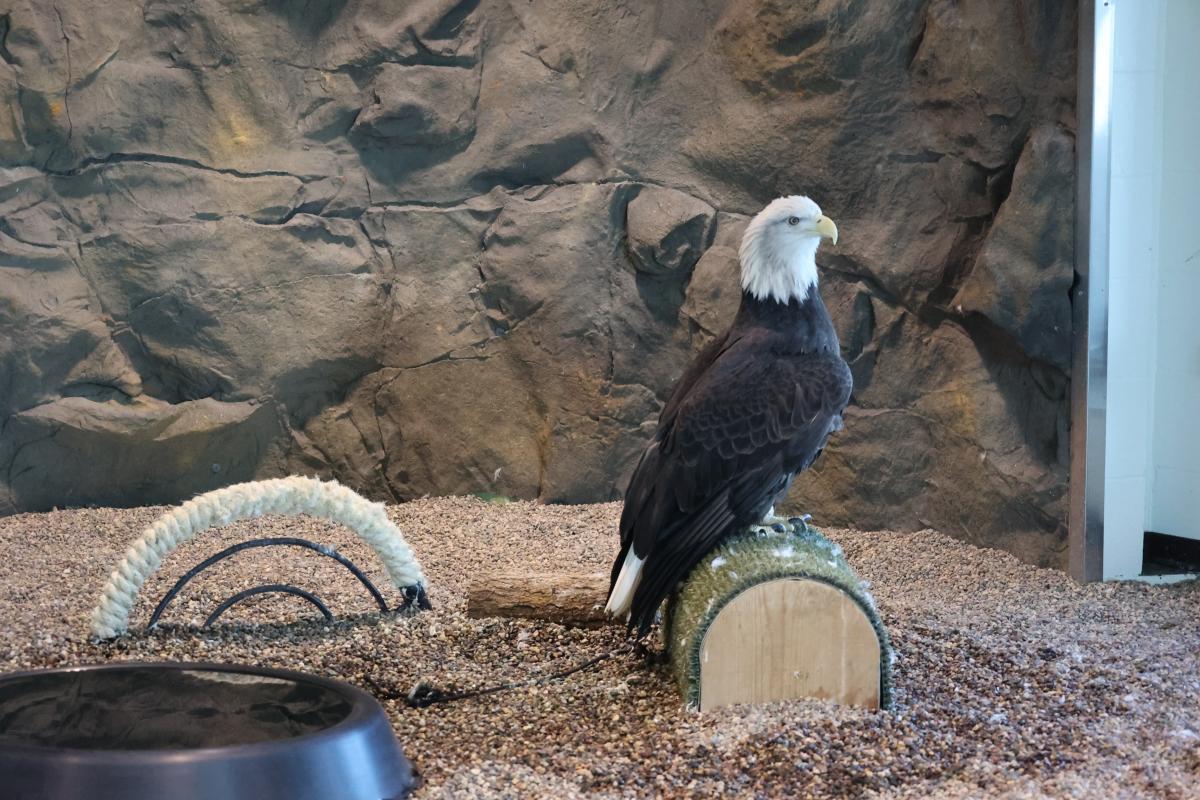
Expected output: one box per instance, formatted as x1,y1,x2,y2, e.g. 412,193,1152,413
0,662,416,800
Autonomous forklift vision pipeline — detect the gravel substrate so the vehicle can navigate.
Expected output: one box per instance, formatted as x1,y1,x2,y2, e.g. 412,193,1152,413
1,497,1198,798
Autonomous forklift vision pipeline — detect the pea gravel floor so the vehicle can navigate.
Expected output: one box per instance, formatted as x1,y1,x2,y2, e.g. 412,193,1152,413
1,497,1198,799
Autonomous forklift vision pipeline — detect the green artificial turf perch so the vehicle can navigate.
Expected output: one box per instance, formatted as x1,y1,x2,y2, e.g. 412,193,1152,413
665,522,894,711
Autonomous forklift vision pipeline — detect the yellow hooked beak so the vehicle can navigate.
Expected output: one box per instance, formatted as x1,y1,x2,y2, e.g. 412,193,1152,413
815,215,838,245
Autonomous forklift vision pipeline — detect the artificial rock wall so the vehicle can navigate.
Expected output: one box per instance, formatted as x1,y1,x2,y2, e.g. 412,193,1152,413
0,0,1076,566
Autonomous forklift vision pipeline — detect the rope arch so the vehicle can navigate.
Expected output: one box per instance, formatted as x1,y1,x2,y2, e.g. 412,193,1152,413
90,476,428,639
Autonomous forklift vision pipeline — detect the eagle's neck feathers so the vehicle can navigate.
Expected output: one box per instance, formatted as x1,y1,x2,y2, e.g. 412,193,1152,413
732,284,840,354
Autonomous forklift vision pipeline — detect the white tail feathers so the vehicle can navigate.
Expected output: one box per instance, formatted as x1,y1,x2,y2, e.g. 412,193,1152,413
605,549,645,618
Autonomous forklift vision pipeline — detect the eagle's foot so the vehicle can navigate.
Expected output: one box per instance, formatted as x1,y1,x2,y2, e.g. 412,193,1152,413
761,510,789,533
749,512,812,537
788,513,813,533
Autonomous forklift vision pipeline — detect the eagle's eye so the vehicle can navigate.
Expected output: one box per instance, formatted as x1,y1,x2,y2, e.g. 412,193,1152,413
787,216,801,226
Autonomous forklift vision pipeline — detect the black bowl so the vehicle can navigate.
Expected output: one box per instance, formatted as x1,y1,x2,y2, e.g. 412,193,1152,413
0,662,415,800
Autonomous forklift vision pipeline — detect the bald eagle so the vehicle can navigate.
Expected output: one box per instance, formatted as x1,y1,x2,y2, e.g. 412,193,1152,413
606,195,851,635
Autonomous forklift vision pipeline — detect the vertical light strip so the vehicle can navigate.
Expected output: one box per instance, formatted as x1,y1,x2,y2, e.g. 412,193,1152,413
1069,0,1116,581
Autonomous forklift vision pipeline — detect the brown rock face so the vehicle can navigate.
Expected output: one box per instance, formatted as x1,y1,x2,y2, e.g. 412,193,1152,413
0,0,1075,567
626,188,717,277
1,397,285,511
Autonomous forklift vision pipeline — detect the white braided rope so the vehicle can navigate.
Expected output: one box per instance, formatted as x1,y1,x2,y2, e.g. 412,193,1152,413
90,476,427,639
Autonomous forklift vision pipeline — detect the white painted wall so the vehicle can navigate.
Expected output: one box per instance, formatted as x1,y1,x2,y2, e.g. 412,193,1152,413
1103,0,1164,579
1103,0,1200,579
1147,0,1200,542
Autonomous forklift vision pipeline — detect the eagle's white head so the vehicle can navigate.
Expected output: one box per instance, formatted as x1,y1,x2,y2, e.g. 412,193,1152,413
739,195,839,304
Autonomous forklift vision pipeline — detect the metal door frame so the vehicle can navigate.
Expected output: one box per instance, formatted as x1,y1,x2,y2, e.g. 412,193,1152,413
1069,0,1116,581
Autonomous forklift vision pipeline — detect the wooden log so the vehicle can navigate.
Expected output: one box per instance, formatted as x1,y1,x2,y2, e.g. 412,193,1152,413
465,572,611,627
666,524,893,711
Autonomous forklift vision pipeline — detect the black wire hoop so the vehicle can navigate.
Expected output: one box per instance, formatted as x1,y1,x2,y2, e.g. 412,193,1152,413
146,536,429,631
205,584,334,627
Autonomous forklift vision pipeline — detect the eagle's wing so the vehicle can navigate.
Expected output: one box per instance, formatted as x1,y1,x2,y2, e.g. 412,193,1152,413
613,331,852,632
614,330,731,565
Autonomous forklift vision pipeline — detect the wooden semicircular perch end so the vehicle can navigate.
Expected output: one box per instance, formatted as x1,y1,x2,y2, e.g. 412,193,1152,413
698,578,881,711
667,525,894,712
